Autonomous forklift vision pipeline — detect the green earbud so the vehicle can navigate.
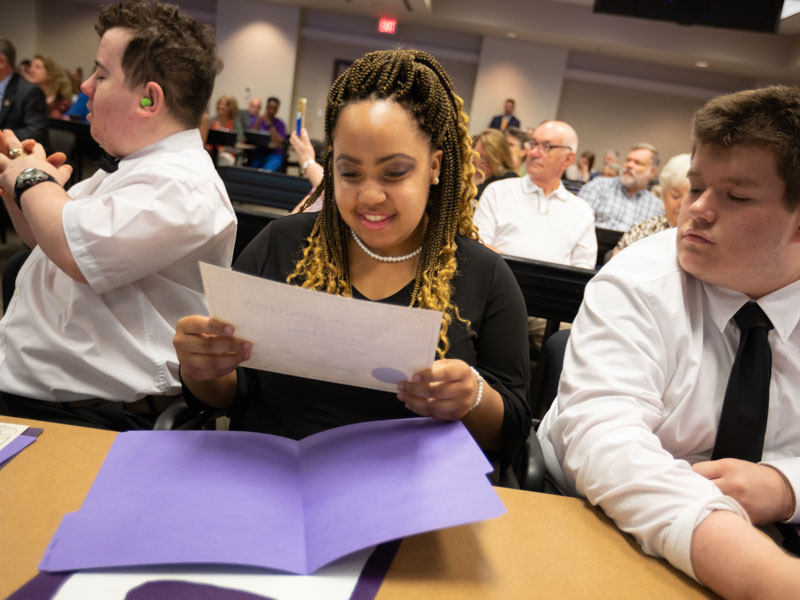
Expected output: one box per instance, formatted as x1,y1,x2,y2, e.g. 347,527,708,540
141,98,153,108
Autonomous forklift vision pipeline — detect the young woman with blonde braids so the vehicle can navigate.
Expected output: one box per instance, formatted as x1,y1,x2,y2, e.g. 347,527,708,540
174,49,530,463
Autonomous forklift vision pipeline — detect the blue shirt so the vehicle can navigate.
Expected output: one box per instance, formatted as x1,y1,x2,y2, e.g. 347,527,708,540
579,176,664,232
0,73,11,107
65,92,90,121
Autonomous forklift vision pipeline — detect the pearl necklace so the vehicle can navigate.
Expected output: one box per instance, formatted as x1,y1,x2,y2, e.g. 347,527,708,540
350,229,422,263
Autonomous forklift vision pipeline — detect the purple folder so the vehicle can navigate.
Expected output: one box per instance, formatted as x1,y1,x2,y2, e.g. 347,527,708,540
0,427,43,469
40,418,503,575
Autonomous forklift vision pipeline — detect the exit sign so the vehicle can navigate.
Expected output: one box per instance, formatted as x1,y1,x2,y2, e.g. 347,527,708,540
378,17,397,34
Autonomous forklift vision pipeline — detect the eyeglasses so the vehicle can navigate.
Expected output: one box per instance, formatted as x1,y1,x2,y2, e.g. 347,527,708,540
525,140,572,154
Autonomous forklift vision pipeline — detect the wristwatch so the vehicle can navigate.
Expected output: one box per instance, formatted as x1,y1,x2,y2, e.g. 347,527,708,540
14,168,56,210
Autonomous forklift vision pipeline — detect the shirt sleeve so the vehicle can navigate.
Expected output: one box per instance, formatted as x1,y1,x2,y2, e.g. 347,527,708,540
472,251,531,466
472,186,498,247
761,457,800,522
63,168,234,295
569,206,597,269
540,270,749,579
274,118,287,140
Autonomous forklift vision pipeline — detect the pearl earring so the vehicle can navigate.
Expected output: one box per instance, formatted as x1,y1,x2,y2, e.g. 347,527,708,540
431,176,439,185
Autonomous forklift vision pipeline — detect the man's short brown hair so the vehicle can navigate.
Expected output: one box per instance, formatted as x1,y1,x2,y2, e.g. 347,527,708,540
0,37,16,68
691,85,800,210
95,0,222,128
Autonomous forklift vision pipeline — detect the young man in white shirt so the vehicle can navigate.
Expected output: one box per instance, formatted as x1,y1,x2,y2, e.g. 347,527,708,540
0,0,236,429
539,85,800,599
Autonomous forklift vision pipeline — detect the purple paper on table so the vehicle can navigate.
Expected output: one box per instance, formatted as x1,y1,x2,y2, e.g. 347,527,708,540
0,427,43,469
40,418,503,575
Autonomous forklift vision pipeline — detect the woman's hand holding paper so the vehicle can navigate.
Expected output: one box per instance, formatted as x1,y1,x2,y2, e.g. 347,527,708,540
397,359,481,421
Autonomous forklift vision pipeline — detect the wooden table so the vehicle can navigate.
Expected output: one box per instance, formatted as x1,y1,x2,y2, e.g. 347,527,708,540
0,417,714,599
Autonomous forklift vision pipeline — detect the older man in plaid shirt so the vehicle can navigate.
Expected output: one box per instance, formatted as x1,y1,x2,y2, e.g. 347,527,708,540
579,143,664,231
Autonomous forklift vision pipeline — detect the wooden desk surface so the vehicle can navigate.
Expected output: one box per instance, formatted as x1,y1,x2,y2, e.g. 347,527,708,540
0,418,714,599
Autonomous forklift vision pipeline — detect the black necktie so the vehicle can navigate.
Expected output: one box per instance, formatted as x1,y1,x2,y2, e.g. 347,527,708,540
711,302,773,462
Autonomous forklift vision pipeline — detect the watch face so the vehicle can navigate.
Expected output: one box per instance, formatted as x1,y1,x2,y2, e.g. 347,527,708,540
19,168,42,184
14,168,56,208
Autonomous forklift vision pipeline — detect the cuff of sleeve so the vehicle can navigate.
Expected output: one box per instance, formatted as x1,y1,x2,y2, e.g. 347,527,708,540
662,495,749,581
760,457,800,522
178,368,217,414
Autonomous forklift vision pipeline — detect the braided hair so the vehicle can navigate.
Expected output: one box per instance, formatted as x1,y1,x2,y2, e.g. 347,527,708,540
288,49,478,356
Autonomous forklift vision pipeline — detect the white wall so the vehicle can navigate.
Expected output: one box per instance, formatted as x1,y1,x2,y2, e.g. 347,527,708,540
470,36,568,135
37,0,99,78
214,0,300,124
0,2,39,68
556,78,706,168
293,10,480,141
293,35,479,141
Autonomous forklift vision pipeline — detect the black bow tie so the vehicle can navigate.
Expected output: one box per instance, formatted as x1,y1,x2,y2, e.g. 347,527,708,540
95,149,120,173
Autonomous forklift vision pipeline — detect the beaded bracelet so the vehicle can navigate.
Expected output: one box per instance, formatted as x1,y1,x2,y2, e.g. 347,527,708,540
300,158,315,176
468,366,483,412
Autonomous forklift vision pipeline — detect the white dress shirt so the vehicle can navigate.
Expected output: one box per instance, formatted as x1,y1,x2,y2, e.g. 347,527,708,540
538,228,800,579
473,176,597,268
0,129,237,402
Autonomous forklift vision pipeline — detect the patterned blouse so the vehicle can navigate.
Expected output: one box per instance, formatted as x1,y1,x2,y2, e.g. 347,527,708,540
614,214,672,252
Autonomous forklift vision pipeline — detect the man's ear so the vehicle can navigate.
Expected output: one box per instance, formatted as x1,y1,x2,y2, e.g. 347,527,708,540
138,81,165,117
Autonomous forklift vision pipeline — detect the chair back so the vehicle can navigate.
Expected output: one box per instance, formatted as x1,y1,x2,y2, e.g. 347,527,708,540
502,254,595,341
595,227,624,267
217,166,312,259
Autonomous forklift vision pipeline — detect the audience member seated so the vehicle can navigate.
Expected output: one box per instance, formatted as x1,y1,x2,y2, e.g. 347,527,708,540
473,120,597,269
208,94,243,166
579,143,664,231
565,150,594,183
289,126,323,214
538,85,800,599
0,0,236,431
601,161,620,178
489,97,520,132
505,126,530,175
28,54,73,119
590,147,619,179
473,120,596,356
473,128,518,200
248,96,286,171
0,38,49,148
613,153,690,256
17,58,31,80
244,96,261,129
174,49,531,469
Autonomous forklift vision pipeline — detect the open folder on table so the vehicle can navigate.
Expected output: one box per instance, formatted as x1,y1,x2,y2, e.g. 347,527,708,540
199,263,442,392
39,418,504,576
0,422,43,469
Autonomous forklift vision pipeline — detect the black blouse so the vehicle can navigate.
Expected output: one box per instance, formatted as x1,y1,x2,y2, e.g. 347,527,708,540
206,212,531,463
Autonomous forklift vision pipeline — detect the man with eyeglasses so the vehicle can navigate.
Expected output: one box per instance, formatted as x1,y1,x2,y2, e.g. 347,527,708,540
473,119,597,270
579,143,664,232
473,120,597,355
